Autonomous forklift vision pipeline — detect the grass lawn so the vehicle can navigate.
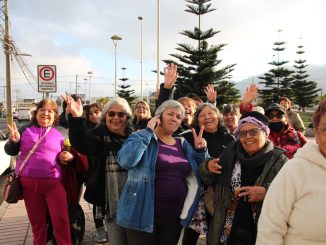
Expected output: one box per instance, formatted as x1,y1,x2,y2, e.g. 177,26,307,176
299,111,314,127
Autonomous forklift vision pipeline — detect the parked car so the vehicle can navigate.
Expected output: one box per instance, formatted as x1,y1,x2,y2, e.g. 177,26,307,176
17,110,31,122
13,111,18,120
0,130,13,175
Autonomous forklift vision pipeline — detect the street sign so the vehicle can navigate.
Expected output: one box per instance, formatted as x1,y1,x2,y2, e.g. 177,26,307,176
37,65,57,93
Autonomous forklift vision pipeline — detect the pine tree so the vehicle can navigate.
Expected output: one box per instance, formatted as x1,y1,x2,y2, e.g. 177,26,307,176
291,45,320,111
163,0,239,104
117,68,137,103
259,39,295,106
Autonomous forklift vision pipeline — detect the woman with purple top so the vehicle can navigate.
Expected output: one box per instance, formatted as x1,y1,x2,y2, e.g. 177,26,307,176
4,99,72,245
116,100,209,245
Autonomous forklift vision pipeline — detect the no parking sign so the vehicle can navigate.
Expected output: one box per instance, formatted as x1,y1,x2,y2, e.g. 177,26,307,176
37,65,57,93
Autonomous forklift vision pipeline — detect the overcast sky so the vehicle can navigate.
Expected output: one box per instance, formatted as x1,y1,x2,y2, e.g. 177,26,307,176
0,0,325,100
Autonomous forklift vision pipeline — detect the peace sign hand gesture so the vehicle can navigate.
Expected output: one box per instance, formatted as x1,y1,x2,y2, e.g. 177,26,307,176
192,126,207,149
8,122,20,143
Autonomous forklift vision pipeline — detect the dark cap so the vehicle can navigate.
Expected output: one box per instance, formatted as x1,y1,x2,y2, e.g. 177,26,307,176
223,104,240,116
265,103,286,115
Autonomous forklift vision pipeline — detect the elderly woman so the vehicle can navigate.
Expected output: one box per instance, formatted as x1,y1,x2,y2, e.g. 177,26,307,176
256,99,326,245
4,99,72,245
116,100,208,245
62,95,134,245
199,111,288,245
132,100,152,130
180,102,235,244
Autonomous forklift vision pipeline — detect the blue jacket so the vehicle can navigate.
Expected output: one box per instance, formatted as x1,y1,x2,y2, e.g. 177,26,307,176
116,128,209,233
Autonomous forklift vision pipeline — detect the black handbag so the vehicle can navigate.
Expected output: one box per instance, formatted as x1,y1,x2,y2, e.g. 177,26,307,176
3,171,23,203
3,127,51,204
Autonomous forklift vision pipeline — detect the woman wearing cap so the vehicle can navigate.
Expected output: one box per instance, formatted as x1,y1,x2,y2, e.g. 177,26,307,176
256,99,326,244
116,100,208,245
265,103,307,159
62,95,134,245
199,111,288,245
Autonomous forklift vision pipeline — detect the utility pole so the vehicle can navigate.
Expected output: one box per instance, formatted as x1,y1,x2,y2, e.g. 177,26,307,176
4,0,13,129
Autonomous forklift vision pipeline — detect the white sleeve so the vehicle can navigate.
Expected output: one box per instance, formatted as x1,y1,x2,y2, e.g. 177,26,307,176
256,161,298,245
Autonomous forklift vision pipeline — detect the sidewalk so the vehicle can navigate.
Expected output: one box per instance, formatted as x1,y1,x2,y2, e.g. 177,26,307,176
0,197,206,244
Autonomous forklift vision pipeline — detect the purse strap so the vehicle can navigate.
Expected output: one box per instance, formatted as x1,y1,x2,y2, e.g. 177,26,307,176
17,127,51,175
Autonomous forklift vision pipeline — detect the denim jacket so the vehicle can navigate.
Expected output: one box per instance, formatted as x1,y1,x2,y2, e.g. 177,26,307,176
116,127,209,233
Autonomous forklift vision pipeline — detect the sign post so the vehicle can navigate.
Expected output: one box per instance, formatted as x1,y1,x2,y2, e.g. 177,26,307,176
37,65,57,98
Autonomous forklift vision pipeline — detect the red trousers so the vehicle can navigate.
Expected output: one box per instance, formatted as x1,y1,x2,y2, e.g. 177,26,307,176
21,177,72,245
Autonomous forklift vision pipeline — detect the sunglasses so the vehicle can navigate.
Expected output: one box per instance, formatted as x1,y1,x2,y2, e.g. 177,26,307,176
107,111,126,118
237,128,263,138
266,113,285,120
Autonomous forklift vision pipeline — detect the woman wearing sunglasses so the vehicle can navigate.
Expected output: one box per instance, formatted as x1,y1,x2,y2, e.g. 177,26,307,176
265,103,307,159
199,111,288,245
62,95,134,245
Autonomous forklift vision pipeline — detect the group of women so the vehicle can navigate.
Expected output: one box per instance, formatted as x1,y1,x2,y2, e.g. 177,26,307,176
4,64,326,245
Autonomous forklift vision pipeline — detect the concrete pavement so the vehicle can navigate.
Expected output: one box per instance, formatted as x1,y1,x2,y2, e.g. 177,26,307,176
0,196,206,245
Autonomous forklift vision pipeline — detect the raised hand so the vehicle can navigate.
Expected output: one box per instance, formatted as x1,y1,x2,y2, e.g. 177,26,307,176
147,116,161,131
242,83,258,105
7,122,20,143
61,95,83,117
204,84,217,103
192,126,207,149
207,158,222,174
163,64,178,89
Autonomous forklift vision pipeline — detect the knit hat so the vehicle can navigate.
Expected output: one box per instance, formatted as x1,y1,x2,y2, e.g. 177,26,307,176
234,111,270,136
265,103,286,115
223,104,240,116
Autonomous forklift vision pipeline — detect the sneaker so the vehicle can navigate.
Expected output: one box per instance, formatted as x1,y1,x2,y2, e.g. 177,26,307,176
96,226,108,243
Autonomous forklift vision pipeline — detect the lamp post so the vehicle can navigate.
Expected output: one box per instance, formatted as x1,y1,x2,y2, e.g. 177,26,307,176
138,16,143,99
111,34,122,97
87,71,93,103
157,0,160,89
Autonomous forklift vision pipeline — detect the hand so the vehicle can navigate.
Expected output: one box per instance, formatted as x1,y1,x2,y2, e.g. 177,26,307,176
61,95,83,117
192,126,207,149
8,122,20,143
207,158,222,174
163,64,178,89
237,186,266,202
242,83,258,106
59,151,74,164
204,84,217,103
147,116,161,130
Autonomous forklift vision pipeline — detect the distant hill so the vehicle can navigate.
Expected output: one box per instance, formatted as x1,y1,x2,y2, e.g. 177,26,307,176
234,64,326,96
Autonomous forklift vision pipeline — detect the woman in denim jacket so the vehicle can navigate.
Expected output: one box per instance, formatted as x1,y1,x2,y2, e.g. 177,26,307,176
117,100,209,245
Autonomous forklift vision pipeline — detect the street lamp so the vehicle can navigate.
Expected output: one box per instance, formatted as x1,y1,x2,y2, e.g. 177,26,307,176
157,0,160,89
111,34,122,97
87,71,93,103
138,16,144,99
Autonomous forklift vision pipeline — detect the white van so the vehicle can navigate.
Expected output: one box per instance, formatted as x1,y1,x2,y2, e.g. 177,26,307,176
17,110,32,122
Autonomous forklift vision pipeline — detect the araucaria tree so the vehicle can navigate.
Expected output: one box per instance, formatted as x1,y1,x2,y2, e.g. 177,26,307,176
163,0,239,104
291,45,320,111
259,40,294,106
117,69,137,103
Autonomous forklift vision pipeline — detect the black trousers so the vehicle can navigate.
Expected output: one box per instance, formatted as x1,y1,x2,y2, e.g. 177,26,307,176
126,216,183,245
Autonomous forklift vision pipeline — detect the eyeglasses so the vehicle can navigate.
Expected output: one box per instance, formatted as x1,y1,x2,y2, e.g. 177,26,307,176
317,126,326,136
107,111,126,118
266,113,285,120
39,108,54,114
88,109,101,115
136,106,147,110
237,128,263,138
